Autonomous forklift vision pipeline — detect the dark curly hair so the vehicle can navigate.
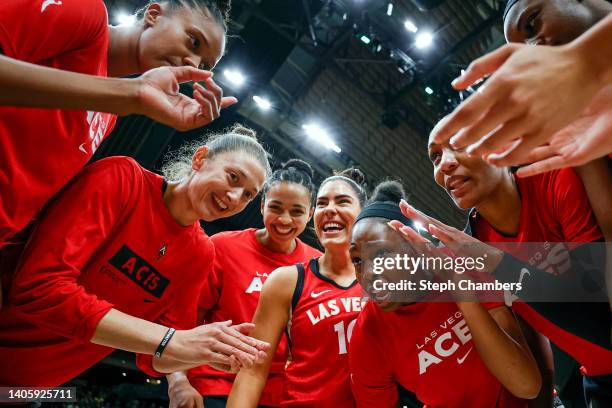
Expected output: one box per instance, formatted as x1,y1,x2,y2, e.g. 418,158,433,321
137,0,232,31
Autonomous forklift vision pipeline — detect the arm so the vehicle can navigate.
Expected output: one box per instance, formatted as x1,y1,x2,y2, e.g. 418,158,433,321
574,159,612,316
227,266,297,408
517,315,555,408
457,303,541,399
0,56,235,131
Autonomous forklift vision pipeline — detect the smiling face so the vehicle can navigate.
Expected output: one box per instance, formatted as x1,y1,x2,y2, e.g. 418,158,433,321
138,3,226,71
428,134,508,210
504,0,597,45
261,182,313,247
187,149,266,222
314,180,362,250
349,218,421,312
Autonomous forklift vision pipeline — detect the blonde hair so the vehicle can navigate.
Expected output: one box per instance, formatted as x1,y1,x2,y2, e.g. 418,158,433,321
162,124,271,182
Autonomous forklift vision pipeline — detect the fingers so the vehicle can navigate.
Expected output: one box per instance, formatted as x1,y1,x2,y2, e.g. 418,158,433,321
219,324,269,360
487,134,537,167
230,322,255,335
516,156,567,178
193,82,219,118
463,113,527,155
192,89,214,121
196,395,204,408
170,66,213,84
451,44,519,90
220,96,239,109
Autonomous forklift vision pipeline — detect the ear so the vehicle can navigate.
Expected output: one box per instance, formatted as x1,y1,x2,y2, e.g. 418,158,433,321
192,146,210,171
143,3,163,28
260,197,265,215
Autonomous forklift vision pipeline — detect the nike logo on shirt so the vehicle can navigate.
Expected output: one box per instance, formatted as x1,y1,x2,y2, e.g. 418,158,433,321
311,289,332,298
456,347,473,364
41,0,62,13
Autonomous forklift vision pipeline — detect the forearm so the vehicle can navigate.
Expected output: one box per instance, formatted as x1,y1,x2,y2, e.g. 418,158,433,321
227,367,270,408
518,316,555,408
91,308,168,354
572,14,612,87
457,303,540,399
0,54,139,114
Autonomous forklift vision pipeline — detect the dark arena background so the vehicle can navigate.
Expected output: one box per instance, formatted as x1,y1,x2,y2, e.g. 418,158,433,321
27,0,589,406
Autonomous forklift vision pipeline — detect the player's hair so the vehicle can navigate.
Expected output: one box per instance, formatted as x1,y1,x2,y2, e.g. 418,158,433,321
136,0,232,31
262,159,316,205
162,124,271,182
319,168,367,206
368,180,407,205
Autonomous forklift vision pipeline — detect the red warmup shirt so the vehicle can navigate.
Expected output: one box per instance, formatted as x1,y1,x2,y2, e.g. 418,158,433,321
473,168,612,376
188,229,321,406
350,301,525,408
0,157,214,386
282,258,365,407
0,0,117,245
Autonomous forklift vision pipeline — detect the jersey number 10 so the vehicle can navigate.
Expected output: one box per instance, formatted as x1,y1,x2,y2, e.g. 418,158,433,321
334,319,357,355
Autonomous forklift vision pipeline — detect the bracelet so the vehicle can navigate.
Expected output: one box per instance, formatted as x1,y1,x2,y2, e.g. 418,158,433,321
154,327,176,358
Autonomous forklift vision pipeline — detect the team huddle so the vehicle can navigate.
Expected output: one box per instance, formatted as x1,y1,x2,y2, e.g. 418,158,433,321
0,0,611,407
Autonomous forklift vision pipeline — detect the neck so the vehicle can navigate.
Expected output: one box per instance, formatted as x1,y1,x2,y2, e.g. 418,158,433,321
107,24,143,77
319,245,354,279
255,228,296,254
163,180,199,227
475,173,521,236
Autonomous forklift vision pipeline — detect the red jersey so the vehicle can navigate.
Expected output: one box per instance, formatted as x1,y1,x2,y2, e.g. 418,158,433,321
0,0,117,245
0,157,214,386
282,258,365,407
350,301,525,408
188,229,321,406
471,169,612,375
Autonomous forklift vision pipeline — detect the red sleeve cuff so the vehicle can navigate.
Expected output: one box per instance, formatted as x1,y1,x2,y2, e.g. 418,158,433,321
76,301,114,343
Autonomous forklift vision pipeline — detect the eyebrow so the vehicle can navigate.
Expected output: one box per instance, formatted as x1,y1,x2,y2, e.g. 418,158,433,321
268,200,307,209
334,194,353,200
428,141,438,149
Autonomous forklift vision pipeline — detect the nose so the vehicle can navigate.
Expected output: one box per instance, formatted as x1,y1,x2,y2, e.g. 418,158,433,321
278,212,292,225
226,188,243,206
439,148,459,174
182,54,202,69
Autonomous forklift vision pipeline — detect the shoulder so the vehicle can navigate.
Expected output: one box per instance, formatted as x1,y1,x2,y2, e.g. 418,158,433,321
261,264,300,302
210,228,252,248
75,156,144,188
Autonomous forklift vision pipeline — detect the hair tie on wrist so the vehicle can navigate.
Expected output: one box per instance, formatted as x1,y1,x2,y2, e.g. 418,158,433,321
154,327,176,358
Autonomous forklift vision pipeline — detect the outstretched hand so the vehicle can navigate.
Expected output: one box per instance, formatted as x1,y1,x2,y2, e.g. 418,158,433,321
512,86,612,177
430,43,603,164
135,66,238,131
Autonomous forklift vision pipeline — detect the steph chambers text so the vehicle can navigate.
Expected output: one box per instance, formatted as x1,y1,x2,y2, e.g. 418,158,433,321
373,279,522,293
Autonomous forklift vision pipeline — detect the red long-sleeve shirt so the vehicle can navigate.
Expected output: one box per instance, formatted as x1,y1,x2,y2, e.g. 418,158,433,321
0,156,214,386
0,0,117,245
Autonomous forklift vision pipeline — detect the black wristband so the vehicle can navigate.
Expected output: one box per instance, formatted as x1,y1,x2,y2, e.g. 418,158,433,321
154,327,176,358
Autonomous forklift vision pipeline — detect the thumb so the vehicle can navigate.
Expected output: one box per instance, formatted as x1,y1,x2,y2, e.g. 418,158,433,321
220,96,239,109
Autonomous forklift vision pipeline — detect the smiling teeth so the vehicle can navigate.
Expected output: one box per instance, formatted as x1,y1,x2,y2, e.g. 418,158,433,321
323,222,343,231
276,226,292,234
214,195,228,210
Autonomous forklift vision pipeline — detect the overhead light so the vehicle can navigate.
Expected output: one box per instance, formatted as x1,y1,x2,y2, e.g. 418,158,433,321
404,19,418,33
413,221,424,231
302,123,341,153
115,11,136,26
360,35,371,45
415,31,433,49
387,3,394,16
252,95,271,110
223,69,245,87
343,13,348,20
425,86,434,95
